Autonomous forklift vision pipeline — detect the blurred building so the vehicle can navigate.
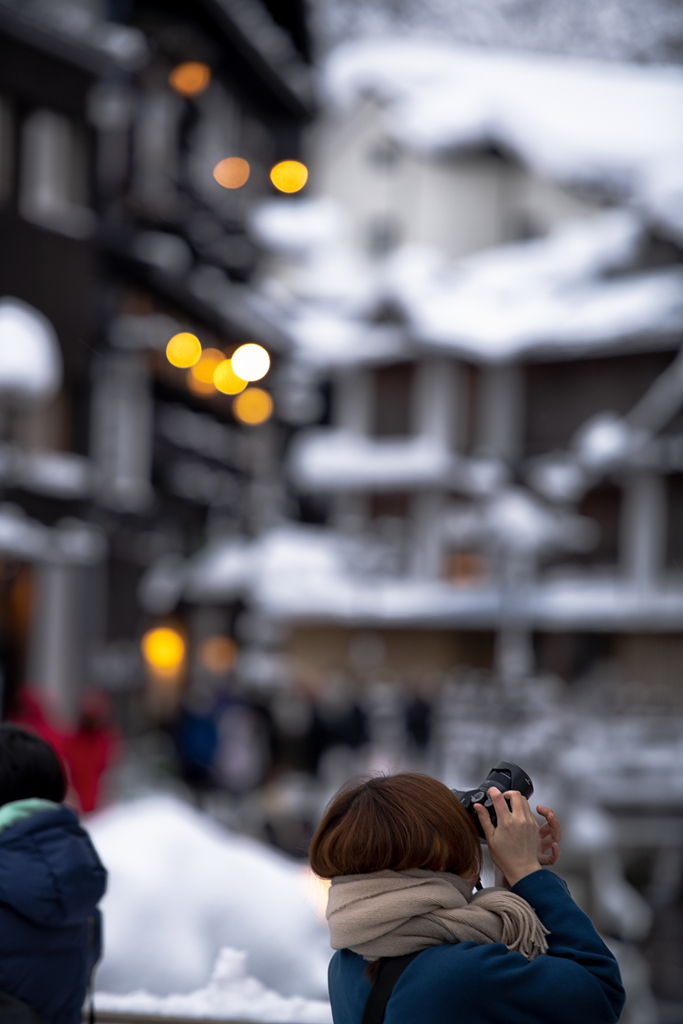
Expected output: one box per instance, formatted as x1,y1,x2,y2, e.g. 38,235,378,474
0,0,312,723
166,42,683,699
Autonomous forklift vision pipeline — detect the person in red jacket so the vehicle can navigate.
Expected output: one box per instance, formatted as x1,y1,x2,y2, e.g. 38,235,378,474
62,689,123,814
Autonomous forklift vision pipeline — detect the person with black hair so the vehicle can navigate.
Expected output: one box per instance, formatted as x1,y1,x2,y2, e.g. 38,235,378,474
0,723,107,1024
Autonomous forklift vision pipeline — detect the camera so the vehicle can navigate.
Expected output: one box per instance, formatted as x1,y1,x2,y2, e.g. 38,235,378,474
452,761,534,839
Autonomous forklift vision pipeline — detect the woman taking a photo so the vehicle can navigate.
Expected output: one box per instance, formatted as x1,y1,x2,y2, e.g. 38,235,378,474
310,773,624,1024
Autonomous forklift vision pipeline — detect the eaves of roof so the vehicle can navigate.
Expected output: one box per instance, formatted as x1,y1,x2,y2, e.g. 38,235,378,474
0,2,143,76
198,0,314,121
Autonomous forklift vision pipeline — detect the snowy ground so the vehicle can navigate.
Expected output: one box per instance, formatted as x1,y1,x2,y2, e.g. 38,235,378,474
87,796,333,1019
95,947,332,1022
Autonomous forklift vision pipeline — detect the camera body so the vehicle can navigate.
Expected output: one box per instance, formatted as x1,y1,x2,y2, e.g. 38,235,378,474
452,761,534,839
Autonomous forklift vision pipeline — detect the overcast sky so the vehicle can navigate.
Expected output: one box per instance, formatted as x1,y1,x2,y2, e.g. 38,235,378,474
311,0,683,65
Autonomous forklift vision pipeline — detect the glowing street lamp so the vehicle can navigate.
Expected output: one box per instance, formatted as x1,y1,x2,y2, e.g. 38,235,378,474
270,160,308,194
231,343,270,382
141,626,185,679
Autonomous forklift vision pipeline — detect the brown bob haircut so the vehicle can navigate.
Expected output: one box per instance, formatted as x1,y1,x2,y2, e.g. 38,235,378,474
310,773,481,879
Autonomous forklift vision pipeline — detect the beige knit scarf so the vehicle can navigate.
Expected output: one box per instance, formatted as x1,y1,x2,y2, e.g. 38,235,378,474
327,868,549,962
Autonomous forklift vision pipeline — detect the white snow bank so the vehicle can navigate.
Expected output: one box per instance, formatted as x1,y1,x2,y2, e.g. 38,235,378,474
96,947,332,1023
88,796,331,999
323,40,683,236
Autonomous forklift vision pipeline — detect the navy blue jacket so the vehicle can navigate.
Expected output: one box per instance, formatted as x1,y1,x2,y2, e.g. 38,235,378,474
329,869,625,1024
0,807,107,1024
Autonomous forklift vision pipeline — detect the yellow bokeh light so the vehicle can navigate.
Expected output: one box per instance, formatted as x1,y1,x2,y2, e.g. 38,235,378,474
233,387,273,425
191,348,225,383
270,160,308,194
213,157,250,189
231,343,270,382
166,332,202,368
198,636,238,674
168,62,211,98
214,359,247,395
141,627,185,676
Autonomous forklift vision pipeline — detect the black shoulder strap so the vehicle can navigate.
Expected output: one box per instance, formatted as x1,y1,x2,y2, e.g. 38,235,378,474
361,951,421,1024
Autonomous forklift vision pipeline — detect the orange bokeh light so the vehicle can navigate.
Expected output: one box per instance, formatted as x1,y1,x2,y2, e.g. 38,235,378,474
213,157,251,189
190,347,225,390
198,636,238,674
168,62,211,98
233,387,273,425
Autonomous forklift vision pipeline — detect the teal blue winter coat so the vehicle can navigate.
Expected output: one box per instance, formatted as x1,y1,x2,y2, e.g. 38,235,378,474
328,869,625,1024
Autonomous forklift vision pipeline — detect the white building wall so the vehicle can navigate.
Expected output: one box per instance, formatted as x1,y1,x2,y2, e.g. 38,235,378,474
313,99,601,260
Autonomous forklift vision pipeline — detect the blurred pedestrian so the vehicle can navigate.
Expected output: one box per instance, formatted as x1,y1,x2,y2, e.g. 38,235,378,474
0,724,107,1023
63,689,123,814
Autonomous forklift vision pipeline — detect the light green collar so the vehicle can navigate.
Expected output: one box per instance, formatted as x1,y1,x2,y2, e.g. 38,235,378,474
0,798,60,834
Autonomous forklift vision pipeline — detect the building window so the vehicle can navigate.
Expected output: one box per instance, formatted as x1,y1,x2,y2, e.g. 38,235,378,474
366,138,401,170
365,214,401,258
370,493,410,518
19,108,94,238
576,485,621,566
373,363,414,437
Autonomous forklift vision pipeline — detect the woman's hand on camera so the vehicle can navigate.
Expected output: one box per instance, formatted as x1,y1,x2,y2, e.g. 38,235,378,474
473,788,542,887
536,804,561,867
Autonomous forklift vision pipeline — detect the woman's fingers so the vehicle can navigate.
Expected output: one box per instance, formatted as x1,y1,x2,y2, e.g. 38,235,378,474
482,787,542,886
535,805,562,866
538,841,560,866
473,802,495,842
537,805,562,842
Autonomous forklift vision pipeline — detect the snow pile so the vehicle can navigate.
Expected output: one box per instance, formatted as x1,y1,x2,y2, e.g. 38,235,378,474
323,39,683,238
96,947,332,1023
87,796,331,1000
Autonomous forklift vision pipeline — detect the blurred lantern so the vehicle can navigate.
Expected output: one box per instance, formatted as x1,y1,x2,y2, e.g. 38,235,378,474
168,62,211,97
233,387,273,425
214,359,247,395
198,635,238,674
231,343,270,382
141,626,185,679
0,298,63,402
270,160,308,193
213,157,250,189
188,348,224,395
166,332,202,368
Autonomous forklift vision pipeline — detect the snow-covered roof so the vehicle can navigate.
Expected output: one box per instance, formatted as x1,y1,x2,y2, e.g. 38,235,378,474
323,39,683,241
386,213,683,361
290,430,503,494
140,522,683,630
252,202,683,366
